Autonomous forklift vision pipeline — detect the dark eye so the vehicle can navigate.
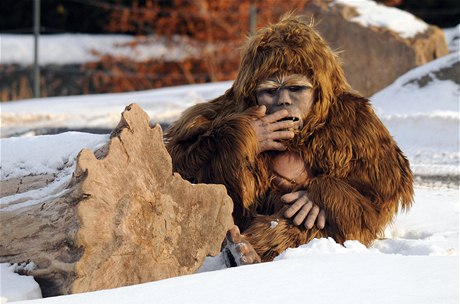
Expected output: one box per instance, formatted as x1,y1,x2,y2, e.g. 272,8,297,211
287,86,307,92
263,88,278,96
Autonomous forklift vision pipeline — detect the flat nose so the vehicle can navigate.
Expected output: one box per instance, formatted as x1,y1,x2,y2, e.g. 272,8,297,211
277,88,292,106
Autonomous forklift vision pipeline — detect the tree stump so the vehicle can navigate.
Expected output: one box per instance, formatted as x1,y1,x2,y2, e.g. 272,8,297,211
0,103,234,297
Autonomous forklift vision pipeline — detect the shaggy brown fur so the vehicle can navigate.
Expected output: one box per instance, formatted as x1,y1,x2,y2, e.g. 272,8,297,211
165,15,414,261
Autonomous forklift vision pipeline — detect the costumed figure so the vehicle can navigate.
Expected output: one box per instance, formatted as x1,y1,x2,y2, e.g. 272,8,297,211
165,15,414,265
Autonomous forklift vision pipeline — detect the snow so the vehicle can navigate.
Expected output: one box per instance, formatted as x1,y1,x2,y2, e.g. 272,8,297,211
0,132,108,212
0,81,232,138
6,242,458,304
333,0,429,38
1,133,108,182
0,264,42,303
0,34,198,65
1,21,459,305
371,52,459,178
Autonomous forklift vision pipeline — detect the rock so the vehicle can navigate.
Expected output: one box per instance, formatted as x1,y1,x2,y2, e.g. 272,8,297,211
0,103,234,297
303,0,449,96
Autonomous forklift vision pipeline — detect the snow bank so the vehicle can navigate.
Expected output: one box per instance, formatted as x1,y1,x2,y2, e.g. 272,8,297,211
0,132,108,212
371,52,459,177
0,81,232,138
0,34,198,65
9,234,459,304
333,0,429,38
375,186,459,256
1,132,108,181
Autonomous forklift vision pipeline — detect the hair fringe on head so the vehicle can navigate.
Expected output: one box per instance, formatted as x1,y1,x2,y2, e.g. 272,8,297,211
230,14,353,138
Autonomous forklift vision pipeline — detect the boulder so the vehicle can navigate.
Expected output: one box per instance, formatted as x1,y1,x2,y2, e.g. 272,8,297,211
303,0,449,96
0,104,234,297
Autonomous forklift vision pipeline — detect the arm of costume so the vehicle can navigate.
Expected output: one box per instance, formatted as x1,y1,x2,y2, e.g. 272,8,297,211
306,176,382,245
305,96,414,245
165,102,265,213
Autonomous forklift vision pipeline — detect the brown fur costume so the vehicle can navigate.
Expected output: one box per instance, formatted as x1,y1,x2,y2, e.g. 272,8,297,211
165,15,414,262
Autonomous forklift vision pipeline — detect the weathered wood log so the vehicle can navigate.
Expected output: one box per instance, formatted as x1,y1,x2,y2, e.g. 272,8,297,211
0,103,234,297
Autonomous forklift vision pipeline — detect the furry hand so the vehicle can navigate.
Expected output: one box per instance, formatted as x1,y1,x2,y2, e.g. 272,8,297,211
282,190,326,229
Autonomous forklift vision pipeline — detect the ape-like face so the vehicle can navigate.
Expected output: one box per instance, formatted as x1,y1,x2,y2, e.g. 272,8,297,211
255,74,314,130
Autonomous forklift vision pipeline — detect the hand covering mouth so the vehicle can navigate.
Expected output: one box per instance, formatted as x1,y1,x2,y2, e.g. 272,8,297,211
277,116,302,131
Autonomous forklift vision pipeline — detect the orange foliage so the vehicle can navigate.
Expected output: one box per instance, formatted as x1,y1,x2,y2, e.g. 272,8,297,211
96,0,312,92
1,1,314,101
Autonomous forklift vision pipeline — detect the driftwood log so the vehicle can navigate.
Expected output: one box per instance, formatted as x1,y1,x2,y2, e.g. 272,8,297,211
0,103,234,297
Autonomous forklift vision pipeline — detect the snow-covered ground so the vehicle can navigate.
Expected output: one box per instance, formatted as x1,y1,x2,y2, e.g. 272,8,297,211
1,52,459,303
1,2,459,303
372,52,459,179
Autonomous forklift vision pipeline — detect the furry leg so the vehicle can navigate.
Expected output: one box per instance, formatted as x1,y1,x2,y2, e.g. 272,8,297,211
243,215,321,261
222,225,262,267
